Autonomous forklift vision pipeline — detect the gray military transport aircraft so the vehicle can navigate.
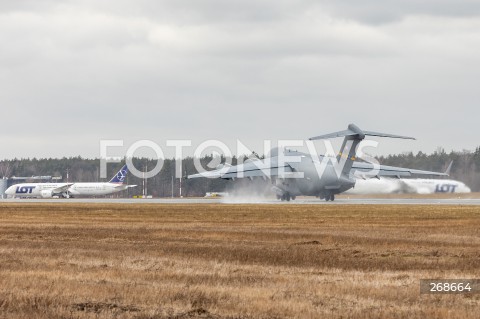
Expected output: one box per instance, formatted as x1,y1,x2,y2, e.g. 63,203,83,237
188,124,448,201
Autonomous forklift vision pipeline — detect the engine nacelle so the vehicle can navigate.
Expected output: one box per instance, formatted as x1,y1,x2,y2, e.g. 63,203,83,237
40,190,53,198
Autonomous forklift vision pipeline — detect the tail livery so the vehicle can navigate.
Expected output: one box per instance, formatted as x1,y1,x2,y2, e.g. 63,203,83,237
109,164,128,184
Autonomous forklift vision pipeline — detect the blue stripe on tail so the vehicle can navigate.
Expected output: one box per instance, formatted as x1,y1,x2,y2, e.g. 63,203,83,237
109,164,128,183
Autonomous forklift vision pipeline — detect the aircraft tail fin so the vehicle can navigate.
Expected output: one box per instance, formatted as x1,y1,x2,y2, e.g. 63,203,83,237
309,124,415,178
109,164,128,184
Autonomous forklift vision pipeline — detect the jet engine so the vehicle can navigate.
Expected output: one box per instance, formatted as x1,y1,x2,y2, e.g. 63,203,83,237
40,190,53,198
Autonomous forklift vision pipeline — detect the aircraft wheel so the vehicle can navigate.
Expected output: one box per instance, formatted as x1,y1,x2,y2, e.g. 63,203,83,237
281,195,286,201
330,194,335,201
291,195,296,201
286,194,291,201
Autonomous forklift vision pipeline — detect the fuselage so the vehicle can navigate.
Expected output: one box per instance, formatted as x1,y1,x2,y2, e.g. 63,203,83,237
400,178,471,194
67,183,128,196
271,152,355,198
346,178,471,195
5,182,128,198
5,183,69,198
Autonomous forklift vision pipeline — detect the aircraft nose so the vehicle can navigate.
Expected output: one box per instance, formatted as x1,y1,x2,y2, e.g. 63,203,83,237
5,186,14,195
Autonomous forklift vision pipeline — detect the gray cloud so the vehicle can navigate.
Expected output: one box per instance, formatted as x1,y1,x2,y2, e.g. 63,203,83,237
0,1,479,158
319,0,480,24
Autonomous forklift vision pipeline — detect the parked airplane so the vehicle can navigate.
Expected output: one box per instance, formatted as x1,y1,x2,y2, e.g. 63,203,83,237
346,177,471,195
188,124,449,201
5,164,136,198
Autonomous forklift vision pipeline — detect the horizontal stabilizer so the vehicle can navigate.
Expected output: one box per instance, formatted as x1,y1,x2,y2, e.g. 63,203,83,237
309,129,354,140
310,124,415,141
113,184,137,188
362,130,415,140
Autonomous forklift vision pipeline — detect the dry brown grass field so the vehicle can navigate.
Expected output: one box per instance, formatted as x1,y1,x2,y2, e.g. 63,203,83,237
0,203,479,319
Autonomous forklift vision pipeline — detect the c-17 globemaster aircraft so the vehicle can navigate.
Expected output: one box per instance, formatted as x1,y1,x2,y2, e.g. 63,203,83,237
5,164,136,198
188,124,449,201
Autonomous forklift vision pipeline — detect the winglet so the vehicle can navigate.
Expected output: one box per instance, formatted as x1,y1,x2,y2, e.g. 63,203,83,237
445,161,453,176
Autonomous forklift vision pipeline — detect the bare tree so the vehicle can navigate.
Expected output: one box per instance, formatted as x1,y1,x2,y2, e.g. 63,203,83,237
0,161,12,178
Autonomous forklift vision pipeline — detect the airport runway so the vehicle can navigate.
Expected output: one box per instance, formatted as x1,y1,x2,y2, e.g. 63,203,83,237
2,197,480,205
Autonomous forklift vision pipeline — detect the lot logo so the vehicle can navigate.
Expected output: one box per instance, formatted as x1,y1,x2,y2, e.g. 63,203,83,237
435,184,457,193
116,169,127,182
15,186,35,194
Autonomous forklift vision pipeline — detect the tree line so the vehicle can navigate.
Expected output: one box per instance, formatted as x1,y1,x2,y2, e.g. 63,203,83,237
0,156,230,197
1,147,479,196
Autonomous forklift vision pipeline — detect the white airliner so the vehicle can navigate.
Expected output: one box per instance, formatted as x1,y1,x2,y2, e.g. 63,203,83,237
346,177,471,195
5,165,136,198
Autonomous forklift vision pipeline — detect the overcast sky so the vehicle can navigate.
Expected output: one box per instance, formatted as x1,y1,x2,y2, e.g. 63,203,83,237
1,0,479,159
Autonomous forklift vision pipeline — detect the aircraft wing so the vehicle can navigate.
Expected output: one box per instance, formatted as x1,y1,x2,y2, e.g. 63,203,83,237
188,157,293,179
351,162,448,178
53,183,74,193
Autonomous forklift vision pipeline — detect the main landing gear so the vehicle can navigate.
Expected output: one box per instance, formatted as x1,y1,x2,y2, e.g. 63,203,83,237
325,194,335,202
324,193,335,202
277,193,296,201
